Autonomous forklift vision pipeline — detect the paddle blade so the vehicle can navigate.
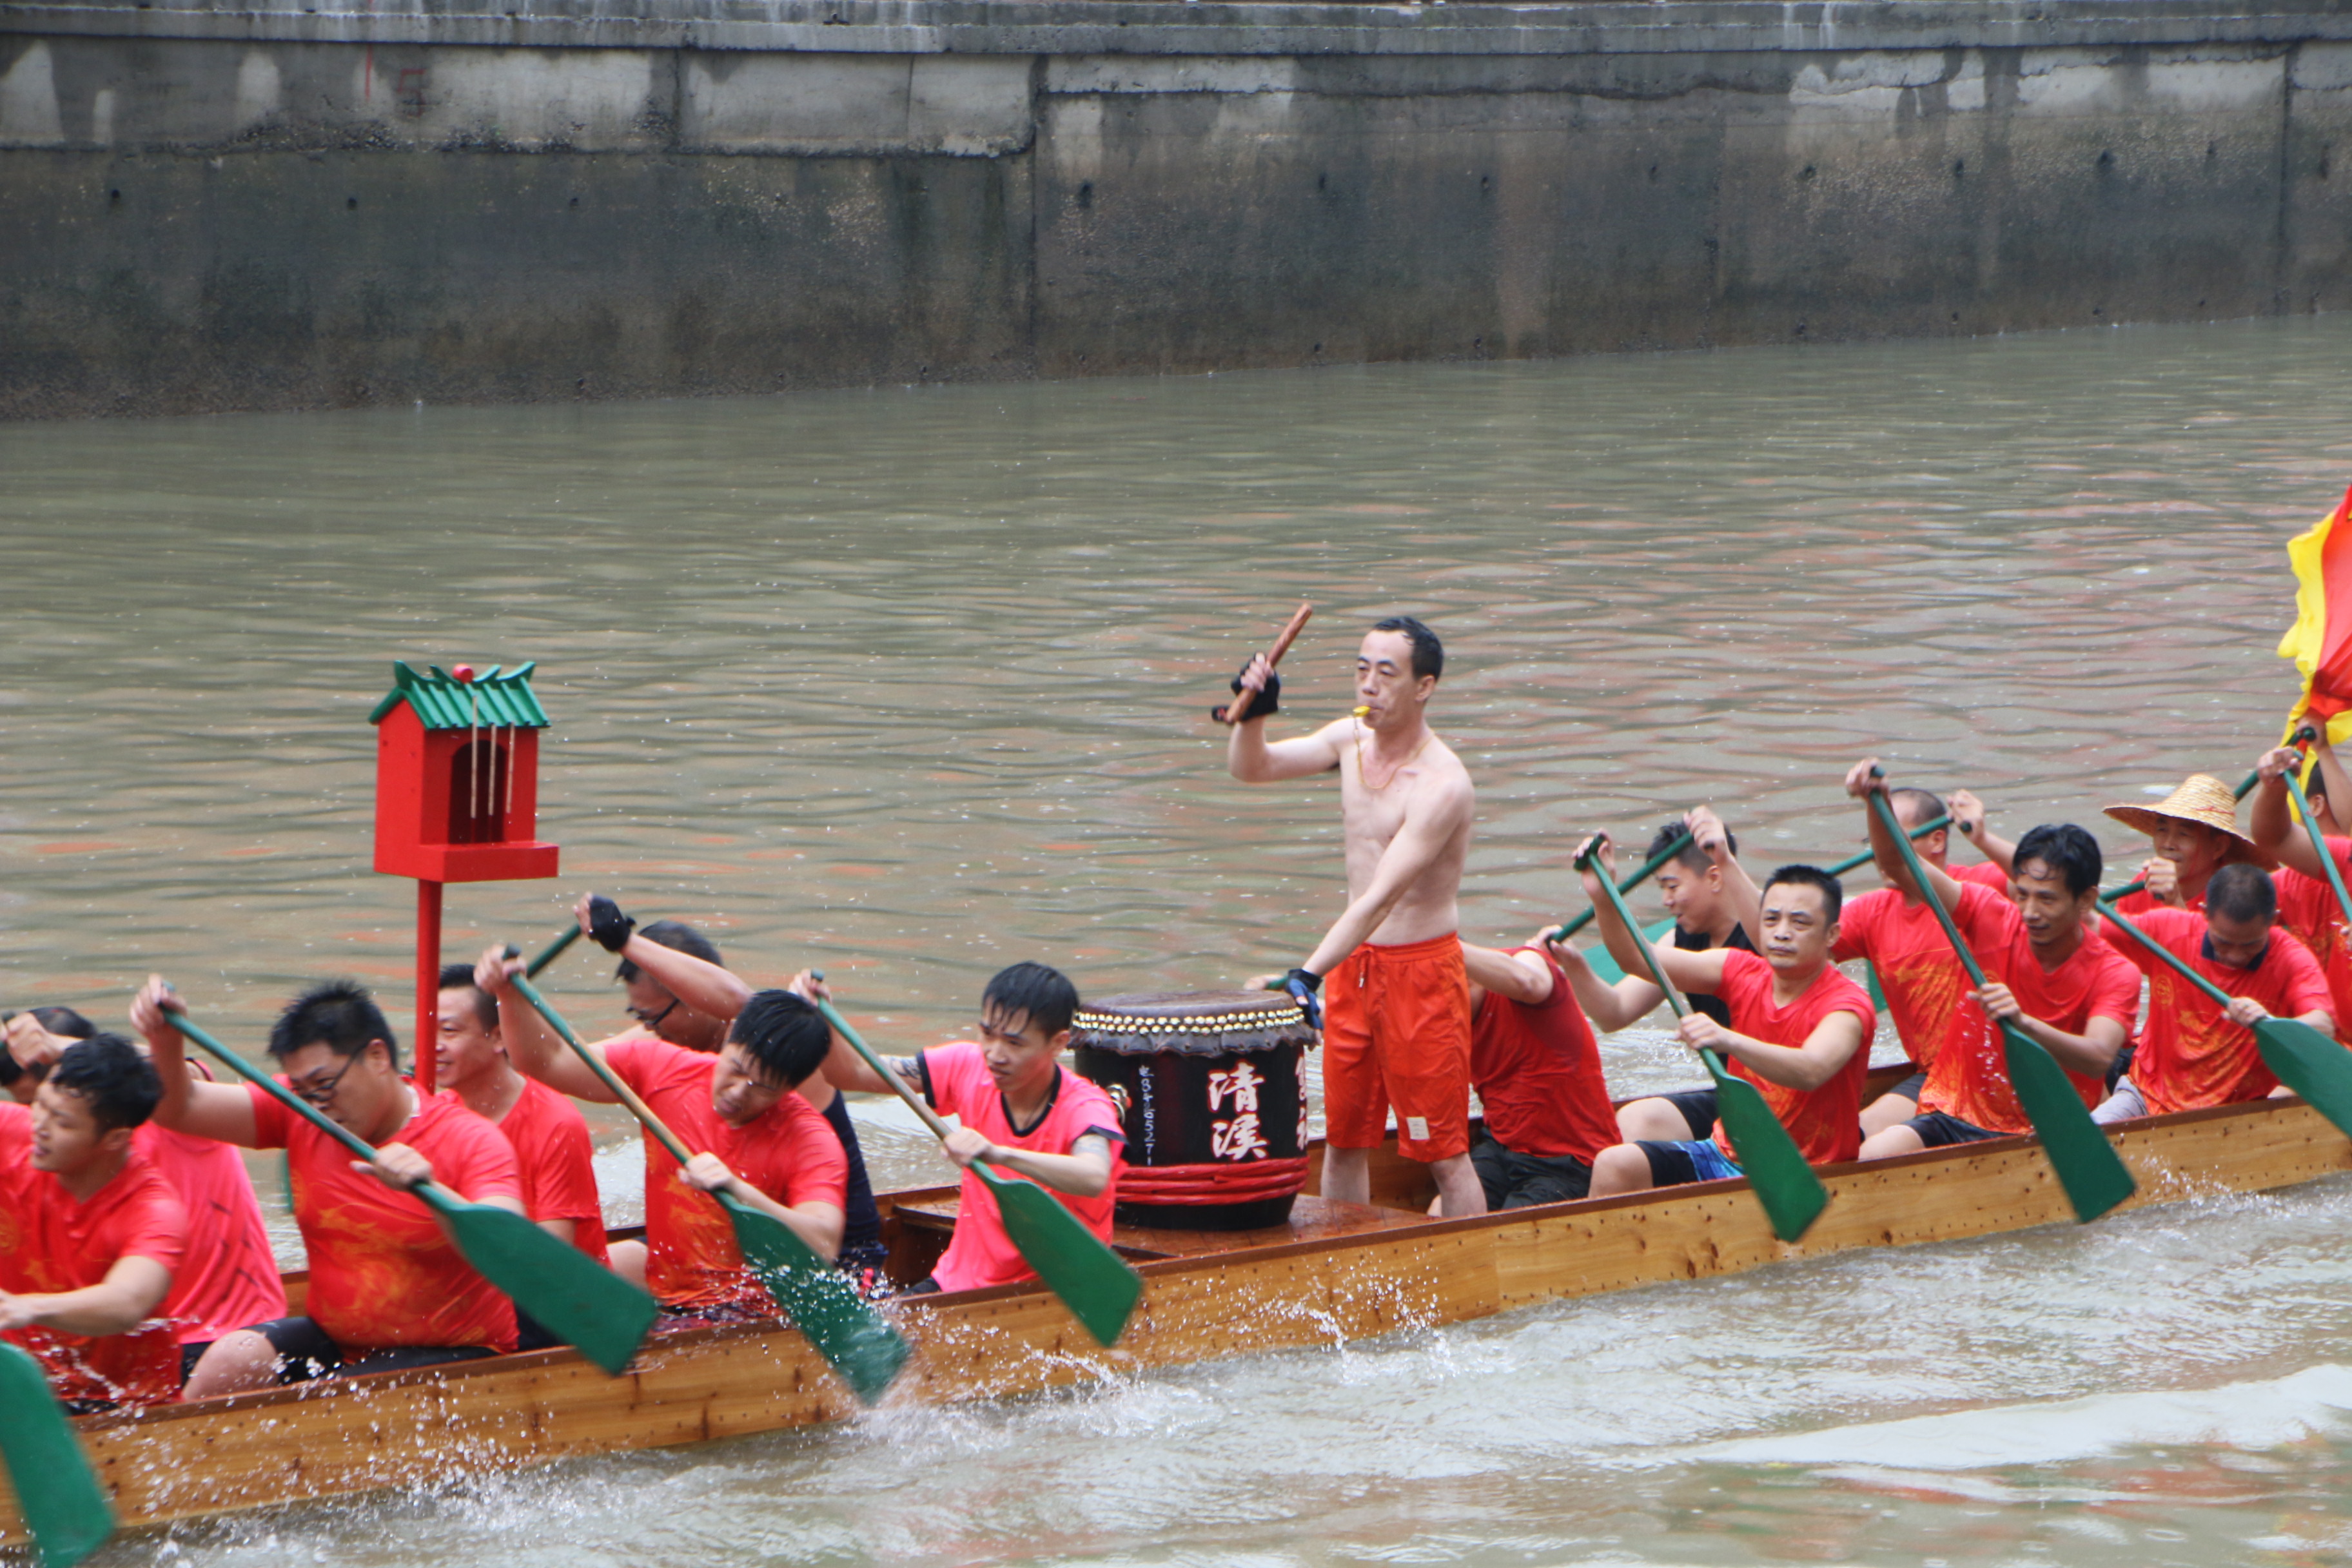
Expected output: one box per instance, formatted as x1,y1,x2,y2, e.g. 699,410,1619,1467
2257,1017,2352,1141
432,1196,658,1377
0,1343,113,1568
1589,918,1680,986
2001,1027,2135,1223
721,1194,911,1404
978,1165,1143,1348
1705,1066,1830,1243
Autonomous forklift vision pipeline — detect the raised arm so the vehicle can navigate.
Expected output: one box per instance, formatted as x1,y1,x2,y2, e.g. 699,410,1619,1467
1300,772,1474,974
1225,657,1348,783
1948,789,2018,876
1687,805,1763,943
1848,759,1965,913
578,893,753,1021
131,977,260,1146
790,973,926,1098
2253,745,2333,879
0,1255,172,1338
475,946,622,1106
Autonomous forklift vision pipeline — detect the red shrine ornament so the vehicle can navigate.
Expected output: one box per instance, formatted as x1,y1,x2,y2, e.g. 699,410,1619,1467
369,662,560,1089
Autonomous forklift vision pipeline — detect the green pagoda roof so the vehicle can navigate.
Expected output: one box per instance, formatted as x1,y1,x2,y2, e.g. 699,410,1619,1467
369,662,551,730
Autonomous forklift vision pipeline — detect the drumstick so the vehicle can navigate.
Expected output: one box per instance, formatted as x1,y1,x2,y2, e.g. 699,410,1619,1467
1215,602,1313,726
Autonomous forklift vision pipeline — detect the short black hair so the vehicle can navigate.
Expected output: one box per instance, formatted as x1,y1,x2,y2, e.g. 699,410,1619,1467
49,1033,162,1132
2306,765,2330,803
438,963,498,1030
982,961,1080,1039
616,919,724,985
2012,824,2102,897
1890,787,1946,829
1646,819,1737,873
29,1006,95,1040
1763,864,1843,924
1371,616,1444,683
728,990,831,1088
2208,862,2278,925
269,979,398,1071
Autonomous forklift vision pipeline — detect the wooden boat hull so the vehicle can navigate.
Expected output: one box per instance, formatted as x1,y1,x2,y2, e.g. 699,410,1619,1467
6,1090,2350,1544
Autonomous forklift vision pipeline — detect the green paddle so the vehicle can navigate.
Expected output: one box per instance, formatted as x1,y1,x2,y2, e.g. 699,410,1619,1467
162,1007,658,1377
1576,841,1830,1241
2093,899,2352,1139
2103,768,2260,903
0,1341,112,1567
1866,777,2135,1222
814,997,1143,1348
504,974,909,1402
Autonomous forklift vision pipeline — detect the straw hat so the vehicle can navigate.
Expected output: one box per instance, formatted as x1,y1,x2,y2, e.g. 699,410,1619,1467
2104,774,2278,868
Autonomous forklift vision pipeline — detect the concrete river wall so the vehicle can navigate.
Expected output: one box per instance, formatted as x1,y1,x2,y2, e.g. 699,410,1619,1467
3,0,2348,418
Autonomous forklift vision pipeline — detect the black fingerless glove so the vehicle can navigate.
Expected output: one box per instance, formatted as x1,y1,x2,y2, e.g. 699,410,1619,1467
1281,967,1323,1032
586,895,636,953
1214,662,1280,723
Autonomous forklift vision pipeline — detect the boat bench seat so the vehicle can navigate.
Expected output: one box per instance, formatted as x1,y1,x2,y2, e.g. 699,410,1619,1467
888,1193,1431,1261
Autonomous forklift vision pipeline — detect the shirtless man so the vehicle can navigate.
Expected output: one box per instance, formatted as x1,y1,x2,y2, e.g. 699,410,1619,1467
1226,616,1483,1217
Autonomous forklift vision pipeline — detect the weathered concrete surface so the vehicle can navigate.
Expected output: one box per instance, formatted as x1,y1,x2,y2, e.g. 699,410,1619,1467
3,0,2349,418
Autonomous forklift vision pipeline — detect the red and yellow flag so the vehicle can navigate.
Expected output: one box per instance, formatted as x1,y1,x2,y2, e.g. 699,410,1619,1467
2279,483,2352,749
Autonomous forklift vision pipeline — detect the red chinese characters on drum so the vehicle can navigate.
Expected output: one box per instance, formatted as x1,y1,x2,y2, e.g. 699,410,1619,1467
1071,991,1316,1231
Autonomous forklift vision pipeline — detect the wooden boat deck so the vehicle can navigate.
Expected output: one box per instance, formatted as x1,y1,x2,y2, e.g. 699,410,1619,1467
894,1193,1433,1262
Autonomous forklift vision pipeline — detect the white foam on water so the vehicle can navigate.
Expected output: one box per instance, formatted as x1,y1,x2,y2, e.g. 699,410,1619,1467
1698,1362,2352,1470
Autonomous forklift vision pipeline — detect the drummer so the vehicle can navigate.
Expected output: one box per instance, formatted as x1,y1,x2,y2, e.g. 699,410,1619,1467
1225,616,1485,1218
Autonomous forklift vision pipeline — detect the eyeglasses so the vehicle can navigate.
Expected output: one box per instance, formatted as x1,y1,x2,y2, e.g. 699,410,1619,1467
291,1054,358,1108
627,999,679,1031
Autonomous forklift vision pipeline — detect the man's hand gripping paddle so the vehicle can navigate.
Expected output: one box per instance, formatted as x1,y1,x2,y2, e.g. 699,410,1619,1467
1865,770,2135,1222
2093,897,2352,1141
1575,838,1830,1242
501,967,909,1403
159,1003,658,1377
1215,602,1313,727
812,997,1142,1349
0,1340,113,1567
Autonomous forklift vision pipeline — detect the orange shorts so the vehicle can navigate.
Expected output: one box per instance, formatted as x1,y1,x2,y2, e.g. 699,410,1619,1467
1322,933,1473,1162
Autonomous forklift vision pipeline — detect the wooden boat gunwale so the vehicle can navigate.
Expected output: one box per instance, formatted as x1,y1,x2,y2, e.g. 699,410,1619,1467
11,1077,2352,1544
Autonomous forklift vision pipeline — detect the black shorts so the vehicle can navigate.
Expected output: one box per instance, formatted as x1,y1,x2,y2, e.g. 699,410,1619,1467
250,1316,501,1383
1906,1110,2004,1148
1468,1136,1594,1211
1885,1070,1928,1105
1658,1088,1719,1141
2106,1042,2136,1093
1635,1137,1743,1188
179,1341,211,1385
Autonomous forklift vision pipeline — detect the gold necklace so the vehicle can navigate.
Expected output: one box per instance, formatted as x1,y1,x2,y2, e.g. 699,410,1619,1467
1353,710,1431,793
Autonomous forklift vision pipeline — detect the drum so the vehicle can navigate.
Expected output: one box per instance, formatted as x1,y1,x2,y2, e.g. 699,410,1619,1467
1071,990,1315,1230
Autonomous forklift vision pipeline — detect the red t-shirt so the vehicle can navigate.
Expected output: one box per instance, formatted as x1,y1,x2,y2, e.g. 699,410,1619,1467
0,1104,186,1407
1711,950,1877,1166
2271,837,2352,1045
603,1036,848,1313
135,1121,287,1343
921,1042,1124,1294
1928,889,2142,1133
1954,861,2011,890
1469,950,1619,1162
462,1078,610,1266
250,1083,523,1353
2107,909,2333,1115
1834,886,1983,1072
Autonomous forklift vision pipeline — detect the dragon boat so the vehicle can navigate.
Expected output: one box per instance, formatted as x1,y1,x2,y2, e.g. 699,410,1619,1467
5,1062,2349,1547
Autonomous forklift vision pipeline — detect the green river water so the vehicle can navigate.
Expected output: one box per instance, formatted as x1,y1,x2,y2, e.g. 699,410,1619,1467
6,315,2352,1565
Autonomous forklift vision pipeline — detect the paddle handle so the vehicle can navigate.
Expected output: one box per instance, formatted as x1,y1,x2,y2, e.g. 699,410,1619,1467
1578,840,1691,1021
2104,765,2263,902
505,972,698,1170
814,997,959,1143
526,925,582,978
1867,778,1990,991
1217,602,1313,726
1553,830,1692,943
2094,898,2238,1010
1825,812,1951,879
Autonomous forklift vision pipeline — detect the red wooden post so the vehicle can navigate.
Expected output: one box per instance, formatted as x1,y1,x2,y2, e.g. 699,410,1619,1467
416,879,443,1093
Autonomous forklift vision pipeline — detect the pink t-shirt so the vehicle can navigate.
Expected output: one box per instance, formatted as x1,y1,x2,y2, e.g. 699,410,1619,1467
133,1121,287,1343
920,1043,1125,1294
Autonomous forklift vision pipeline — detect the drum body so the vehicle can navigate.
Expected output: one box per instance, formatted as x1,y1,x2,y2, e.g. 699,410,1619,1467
1072,990,1315,1230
